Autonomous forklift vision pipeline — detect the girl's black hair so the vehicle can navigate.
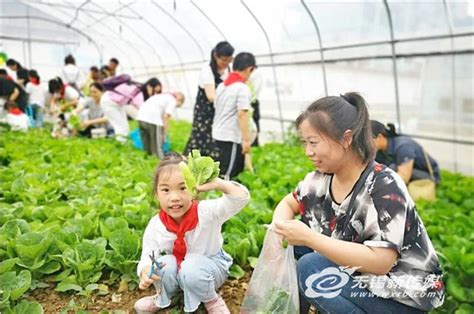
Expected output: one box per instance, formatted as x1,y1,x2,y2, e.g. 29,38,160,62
209,41,234,85
48,77,64,94
64,54,75,65
371,120,398,138
28,69,40,83
152,152,185,196
141,77,162,101
296,92,375,163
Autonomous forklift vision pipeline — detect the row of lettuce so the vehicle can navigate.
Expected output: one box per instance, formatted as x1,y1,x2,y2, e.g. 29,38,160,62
0,121,473,313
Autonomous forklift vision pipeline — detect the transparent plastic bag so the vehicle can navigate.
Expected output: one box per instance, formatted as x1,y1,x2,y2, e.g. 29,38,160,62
241,228,299,313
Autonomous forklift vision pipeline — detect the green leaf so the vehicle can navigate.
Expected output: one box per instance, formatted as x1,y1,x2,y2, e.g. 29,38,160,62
0,258,19,274
228,264,245,279
38,261,61,274
0,290,11,310
455,303,474,314
0,270,31,300
447,277,468,302
55,282,83,292
13,300,43,314
248,257,259,269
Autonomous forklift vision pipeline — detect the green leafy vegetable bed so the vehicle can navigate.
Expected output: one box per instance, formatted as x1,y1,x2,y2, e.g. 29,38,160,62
0,121,472,313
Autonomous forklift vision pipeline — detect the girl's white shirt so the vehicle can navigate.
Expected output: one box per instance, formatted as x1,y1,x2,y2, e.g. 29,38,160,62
137,182,250,276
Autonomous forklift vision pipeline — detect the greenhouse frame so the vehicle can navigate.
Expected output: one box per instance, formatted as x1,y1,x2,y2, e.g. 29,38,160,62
1,1,473,313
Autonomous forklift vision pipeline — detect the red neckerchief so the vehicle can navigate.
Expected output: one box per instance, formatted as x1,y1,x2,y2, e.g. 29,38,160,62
9,108,23,116
30,78,39,85
159,201,199,267
223,72,245,86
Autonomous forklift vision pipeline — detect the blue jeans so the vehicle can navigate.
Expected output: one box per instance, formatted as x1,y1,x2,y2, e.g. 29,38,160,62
152,251,233,312
296,249,425,314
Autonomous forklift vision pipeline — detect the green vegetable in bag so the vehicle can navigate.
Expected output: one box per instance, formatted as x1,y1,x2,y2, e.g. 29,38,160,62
179,149,220,197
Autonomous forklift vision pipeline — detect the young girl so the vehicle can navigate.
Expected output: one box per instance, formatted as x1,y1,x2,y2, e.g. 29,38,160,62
135,153,250,314
272,93,444,313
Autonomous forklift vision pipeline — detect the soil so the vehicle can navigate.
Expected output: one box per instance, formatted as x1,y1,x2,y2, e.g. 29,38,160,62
26,272,252,314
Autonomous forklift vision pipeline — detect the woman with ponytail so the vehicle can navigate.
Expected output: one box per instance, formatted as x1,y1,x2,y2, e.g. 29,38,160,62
371,120,440,185
270,93,444,313
184,41,234,157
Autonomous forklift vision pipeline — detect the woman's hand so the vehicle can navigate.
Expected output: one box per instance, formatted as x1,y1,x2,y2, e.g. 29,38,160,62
138,265,161,290
273,220,312,246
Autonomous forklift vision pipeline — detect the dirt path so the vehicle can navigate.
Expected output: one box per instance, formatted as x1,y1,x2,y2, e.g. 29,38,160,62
27,272,251,313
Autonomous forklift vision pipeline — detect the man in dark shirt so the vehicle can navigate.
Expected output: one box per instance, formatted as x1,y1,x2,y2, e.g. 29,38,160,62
0,77,28,112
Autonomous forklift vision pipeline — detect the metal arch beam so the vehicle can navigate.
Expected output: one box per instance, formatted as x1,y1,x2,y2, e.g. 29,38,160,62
88,2,163,79
301,0,328,96
151,1,205,61
26,2,140,19
89,2,172,84
190,0,227,41
81,2,137,30
241,0,286,141
443,0,459,172
40,2,145,76
67,0,90,27
0,15,103,64
123,3,191,97
383,0,402,133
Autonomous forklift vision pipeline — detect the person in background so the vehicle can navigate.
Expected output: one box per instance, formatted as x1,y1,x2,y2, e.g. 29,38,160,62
4,100,29,131
82,66,101,97
61,54,86,91
271,93,444,313
212,52,256,180
108,58,119,77
137,92,185,159
0,77,28,112
0,68,14,81
134,153,249,314
100,84,130,142
47,77,83,117
6,58,29,87
123,77,162,120
371,120,440,185
100,65,112,80
184,41,234,157
77,82,111,138
25,70,46,127
141,78,162,101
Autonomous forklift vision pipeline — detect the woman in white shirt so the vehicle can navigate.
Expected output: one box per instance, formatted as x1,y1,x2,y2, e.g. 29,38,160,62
183,42,234,158
137,92,185,159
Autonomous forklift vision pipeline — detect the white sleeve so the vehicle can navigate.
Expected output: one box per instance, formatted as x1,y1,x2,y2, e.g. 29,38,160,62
236,85,252,111
199,182,250,223
198,65,215,88
136,217,162,277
